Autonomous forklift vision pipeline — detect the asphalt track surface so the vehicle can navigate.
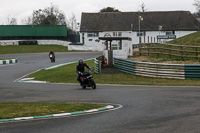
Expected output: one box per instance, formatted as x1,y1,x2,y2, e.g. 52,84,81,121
1,52,200,133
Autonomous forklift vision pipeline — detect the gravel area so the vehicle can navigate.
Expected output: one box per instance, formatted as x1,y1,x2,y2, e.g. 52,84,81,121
101,66,123,74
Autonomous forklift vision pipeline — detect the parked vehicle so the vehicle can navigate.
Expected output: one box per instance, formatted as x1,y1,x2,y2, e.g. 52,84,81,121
79,70,96,89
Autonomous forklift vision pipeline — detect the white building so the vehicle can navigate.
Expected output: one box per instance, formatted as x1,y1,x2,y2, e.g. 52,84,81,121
69,11,200,54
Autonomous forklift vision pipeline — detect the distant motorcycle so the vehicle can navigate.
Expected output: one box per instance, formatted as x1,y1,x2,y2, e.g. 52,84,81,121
79,70,96,89
49,51,55,63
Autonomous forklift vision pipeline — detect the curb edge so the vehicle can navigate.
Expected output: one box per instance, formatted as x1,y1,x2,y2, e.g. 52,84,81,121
0,105,114,122
0,58,18,65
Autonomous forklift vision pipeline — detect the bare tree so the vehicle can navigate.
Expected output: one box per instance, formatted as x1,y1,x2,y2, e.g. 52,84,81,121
22,3,66,25
66,13,78,32
193,0,200,21
6,15,17,25
194,0,200,10
140,2,148,12
21,16,33,25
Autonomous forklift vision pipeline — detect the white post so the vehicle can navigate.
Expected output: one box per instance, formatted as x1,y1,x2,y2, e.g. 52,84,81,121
139,16,140,43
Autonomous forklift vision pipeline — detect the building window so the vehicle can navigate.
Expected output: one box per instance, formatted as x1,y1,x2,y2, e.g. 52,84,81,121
113,32,117,37
166,31,173,35
111,41,122,50
118,32,122,37
113,32,122,37
87,32,99,37
95,39,100,42
137,32,146,36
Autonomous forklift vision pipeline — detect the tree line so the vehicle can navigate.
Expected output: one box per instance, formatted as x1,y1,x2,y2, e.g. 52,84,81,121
4,1,200,29
193,0,200,21
3,3,147,27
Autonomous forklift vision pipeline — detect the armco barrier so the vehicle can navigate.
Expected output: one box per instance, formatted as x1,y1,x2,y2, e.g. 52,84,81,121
113,58,135,75
95,56,104,74
113,57,200,79
134,62,185,79
95,59,100,74
185,65,200,79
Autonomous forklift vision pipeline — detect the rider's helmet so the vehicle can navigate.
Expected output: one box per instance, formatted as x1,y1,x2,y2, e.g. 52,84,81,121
78,58,83,65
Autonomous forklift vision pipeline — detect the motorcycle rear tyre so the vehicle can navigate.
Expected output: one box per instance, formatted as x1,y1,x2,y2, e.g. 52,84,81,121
91,79,96,89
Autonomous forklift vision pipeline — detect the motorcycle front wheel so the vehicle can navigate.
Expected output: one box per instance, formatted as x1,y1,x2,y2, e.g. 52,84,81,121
81,83,86,89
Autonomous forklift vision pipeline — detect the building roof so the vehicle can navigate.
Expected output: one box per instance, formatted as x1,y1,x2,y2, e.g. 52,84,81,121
80,11,200,32
0,25,67,36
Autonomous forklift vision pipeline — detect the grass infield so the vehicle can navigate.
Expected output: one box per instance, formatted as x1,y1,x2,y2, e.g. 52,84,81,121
0,58,12,60
0,45,69,54
27,60,200,86
169,31,200,46
0,103,105,119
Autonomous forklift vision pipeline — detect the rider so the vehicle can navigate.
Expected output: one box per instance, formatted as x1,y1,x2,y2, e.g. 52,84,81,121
49,51,55,62
76,59,91,82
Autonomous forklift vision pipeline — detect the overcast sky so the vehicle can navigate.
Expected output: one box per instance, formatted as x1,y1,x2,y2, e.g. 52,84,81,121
0,0,196,25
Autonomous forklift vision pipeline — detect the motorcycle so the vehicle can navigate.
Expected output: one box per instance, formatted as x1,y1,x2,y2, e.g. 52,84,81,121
79,70,96,89
49,53,55,63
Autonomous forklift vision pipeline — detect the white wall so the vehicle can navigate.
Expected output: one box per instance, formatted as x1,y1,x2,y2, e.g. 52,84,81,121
0,40,70,46
80,32,104,51
113,40,133,58
0,40,18,46
81,30,196,46
175,31,196,38
37,40,70,46
136,31,197,44
103,39,132,60
78,30,197,52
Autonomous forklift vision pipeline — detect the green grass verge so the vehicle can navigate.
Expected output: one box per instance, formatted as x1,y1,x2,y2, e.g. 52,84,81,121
27,59,200,86
169,31,200,46
0,103,105,119
0,45,69,54
0,58,12,60
138,31,200,63
28,60,95,83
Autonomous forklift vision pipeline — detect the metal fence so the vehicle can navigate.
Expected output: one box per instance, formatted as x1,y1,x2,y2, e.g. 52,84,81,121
139,43,200,61
113,57,200,79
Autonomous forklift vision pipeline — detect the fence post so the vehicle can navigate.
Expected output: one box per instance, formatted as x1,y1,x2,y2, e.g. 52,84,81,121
196,47,198,60
139,47,142,56
169,49,172,59
98,60,101,73
169,45,171,59
181,46,183,60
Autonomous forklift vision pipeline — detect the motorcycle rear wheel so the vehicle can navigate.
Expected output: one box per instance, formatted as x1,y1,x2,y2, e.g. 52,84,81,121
91,79,96,89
